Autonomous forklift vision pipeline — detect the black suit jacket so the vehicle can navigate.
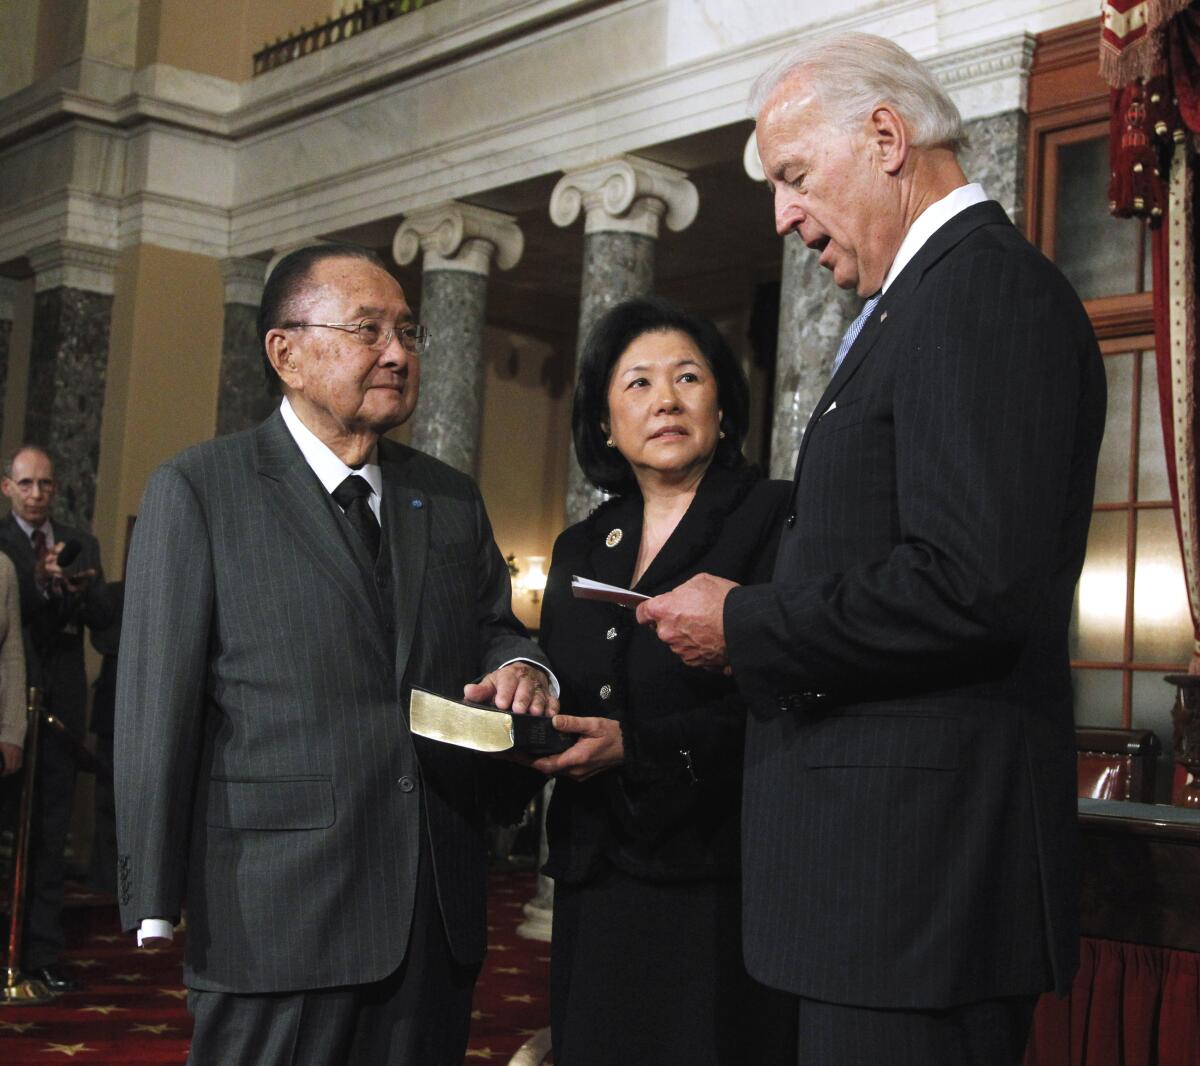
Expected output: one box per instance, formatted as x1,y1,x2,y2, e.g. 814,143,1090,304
541,464,789,884
114,411,549,994
0,514,110,733
726,202,1105,1008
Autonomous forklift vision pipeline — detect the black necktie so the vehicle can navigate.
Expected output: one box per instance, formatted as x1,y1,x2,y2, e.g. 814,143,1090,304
332,475,381,560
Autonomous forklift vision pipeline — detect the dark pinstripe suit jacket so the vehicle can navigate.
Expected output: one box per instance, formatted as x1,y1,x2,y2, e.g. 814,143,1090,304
114,411,548,994
725,202,1105,1009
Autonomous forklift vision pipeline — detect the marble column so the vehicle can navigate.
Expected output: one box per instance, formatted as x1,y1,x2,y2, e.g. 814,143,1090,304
961,110,1026,228
393,202,523,475
25,242,118,529
217,257,274,436
550,156,699,522
0,278,15,446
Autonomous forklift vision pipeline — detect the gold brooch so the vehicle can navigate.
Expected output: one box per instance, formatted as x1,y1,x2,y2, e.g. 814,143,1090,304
605,528,623,548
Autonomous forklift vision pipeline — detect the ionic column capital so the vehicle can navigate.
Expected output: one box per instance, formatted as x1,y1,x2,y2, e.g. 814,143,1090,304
219,257,269,306
393,202,523,276
27,241,119,295
549,156,699,238
743,132,766,184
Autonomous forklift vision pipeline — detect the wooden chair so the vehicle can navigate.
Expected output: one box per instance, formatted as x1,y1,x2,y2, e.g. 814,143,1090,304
1076,727,1161,802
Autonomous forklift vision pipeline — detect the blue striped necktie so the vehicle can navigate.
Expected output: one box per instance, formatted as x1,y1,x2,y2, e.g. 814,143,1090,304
831,293,881,375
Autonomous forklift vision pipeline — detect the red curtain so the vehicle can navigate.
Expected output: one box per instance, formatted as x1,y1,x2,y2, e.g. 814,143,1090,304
1025,938,1200,1065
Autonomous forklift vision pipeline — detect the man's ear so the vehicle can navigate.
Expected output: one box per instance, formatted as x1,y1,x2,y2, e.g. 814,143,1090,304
869,104,909,175
265,329,302,389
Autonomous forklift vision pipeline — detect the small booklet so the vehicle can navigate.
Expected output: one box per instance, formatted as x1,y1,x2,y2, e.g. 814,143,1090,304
570,575,649,609
408,686,574,756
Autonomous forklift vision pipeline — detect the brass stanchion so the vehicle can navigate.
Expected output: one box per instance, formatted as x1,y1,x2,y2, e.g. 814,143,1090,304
2,687,52,1004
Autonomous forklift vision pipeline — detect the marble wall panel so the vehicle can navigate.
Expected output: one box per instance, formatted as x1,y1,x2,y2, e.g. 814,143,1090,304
217,302,277,436
410,269,488,476
961,109,1026,227
26,287,113,529
566,230,656,524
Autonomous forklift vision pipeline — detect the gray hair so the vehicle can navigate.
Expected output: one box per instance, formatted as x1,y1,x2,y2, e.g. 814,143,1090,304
750,32,966,154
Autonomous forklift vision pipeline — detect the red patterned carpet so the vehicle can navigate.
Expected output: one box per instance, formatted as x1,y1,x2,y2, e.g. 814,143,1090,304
0,871,550,1063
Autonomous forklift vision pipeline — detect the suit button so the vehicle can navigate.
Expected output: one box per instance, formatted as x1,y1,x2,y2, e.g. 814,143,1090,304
606,627,618,641
377,574,389,588
397,776,415,792
785,512,797,529
599,684,612,700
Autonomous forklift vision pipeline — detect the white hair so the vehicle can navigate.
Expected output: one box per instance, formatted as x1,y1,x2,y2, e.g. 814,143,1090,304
750,32,966,154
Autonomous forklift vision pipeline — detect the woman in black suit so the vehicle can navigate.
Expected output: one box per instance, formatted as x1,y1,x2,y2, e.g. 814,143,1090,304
531,298,795,1065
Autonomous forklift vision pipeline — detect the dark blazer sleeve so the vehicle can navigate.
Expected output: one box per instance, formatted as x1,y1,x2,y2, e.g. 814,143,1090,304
622,481,788,782
471,481,551,677
114,463,214,927
466,480,551,824
726,239,1097,700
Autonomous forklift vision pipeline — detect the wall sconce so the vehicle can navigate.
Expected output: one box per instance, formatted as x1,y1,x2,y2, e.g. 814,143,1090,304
518,555,548,605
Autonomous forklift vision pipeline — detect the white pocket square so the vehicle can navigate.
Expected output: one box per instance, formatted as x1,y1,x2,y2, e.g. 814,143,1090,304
822,400,838,416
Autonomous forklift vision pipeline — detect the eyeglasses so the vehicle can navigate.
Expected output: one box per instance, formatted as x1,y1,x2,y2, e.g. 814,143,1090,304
282,318,432,355
9,478,54,494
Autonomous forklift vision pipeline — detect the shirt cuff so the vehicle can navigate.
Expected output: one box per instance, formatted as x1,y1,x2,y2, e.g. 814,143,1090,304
496,657,560,698
137,918,175,946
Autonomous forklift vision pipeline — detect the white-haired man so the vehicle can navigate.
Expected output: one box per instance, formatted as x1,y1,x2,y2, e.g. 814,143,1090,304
640,33,1105,1065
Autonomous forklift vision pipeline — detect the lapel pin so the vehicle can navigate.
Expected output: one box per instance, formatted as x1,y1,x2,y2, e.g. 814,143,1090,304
880,310,888,322
411,498,423,509
605,528,623,548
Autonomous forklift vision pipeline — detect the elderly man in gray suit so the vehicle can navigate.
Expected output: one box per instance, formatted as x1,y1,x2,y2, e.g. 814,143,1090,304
115,243,556,1066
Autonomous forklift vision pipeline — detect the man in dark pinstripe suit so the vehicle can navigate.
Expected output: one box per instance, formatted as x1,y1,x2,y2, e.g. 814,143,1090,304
115,244,555,1065
640,34,1105,1066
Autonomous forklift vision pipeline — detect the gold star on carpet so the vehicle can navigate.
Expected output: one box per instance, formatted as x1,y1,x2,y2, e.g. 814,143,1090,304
79,1004,127,1015
0,1021,41,1033
465,1049,496,1060
91,934,122,943
130,1023,177,1034
42,1044,92,1057
112,973,145,982
67,959,101,969
138,948,164,955
159,988,189,999
470,1009,492,1020
537,955,550,963
504,993,534,1004
486,944,512,951
494,966,525,974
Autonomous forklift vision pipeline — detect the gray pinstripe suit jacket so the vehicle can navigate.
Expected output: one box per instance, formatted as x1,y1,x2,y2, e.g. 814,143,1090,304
114,410,547,993
726,202,1106,1009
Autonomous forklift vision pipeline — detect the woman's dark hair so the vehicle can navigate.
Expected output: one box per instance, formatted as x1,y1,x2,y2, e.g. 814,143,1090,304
257,242,389,385
573,296,751,495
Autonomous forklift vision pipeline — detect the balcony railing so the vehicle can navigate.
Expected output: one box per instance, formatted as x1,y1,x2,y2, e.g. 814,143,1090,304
253,0,439,76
